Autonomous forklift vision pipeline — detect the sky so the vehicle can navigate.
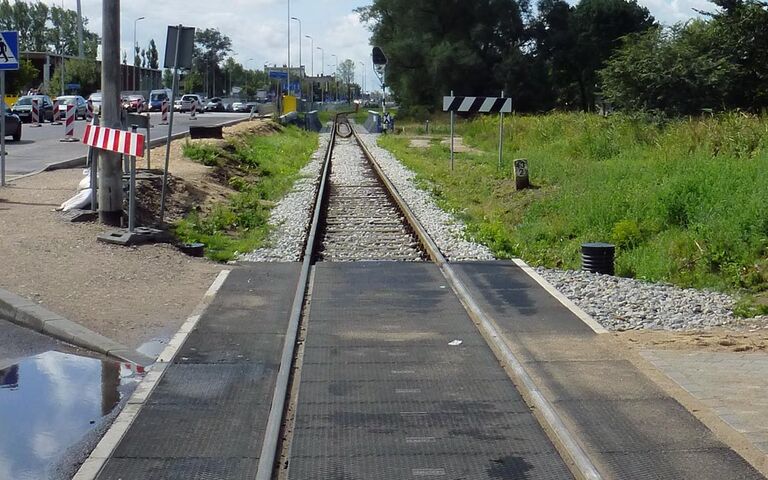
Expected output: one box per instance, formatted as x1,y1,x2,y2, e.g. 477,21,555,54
40,0,711,90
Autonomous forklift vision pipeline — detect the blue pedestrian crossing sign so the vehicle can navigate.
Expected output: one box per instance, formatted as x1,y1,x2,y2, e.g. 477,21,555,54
0,31,19,71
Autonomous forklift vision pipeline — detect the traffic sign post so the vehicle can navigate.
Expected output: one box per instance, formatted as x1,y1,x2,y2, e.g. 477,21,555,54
0,30,20,187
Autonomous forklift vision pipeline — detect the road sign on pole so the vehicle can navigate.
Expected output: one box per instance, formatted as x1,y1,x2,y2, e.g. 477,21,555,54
0,31,19,70
0,31,18,186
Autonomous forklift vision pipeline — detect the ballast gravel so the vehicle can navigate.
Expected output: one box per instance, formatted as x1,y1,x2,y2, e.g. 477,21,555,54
242,128,754,333
535,267,742,331
356,133,495,262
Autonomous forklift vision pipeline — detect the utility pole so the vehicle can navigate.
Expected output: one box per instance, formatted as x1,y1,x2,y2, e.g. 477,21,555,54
306,35,313,105
291,17,301,100
99,0,122,225
76,0,84,58
287,0,291,96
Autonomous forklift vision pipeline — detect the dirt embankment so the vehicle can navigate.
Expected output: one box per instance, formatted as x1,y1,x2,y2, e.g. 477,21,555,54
0,119,277,350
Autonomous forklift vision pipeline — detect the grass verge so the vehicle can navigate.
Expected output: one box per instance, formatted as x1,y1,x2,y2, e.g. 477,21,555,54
175,125,318,261
379,112,768,314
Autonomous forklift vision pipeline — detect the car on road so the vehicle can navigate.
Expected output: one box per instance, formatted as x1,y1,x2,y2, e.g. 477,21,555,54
245,102,259,114
231,101,247,113
205,97,226,112
148,88,173,112
88,92,102,115
122,94,147,112
2,102,22,141
55,95,88,120
180,94,205,113
11,95,54,123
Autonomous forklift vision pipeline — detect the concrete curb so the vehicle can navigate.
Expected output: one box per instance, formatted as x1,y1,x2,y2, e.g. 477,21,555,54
0,287,153,366
7,116,255,181
72,269,232,480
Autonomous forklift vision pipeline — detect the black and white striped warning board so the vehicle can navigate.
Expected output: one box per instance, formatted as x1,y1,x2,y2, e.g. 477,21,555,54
443,96,512,113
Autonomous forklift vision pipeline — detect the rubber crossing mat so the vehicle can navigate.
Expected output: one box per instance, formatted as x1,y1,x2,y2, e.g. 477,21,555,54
96,264,301,480
452,261,764,479
287,262,574,479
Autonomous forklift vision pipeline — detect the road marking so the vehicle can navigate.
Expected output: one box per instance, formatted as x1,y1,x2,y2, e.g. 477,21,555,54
71,269,231,480
412,468,446,476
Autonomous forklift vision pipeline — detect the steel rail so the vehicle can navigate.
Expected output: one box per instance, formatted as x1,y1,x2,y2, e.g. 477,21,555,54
351,127,604,480
254,121,337,480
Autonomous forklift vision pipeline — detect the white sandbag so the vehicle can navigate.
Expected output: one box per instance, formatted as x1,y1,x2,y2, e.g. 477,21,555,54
60,188,93,212
77,169,95,191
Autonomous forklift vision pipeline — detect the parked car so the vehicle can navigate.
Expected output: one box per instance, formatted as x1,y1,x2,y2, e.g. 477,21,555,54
11,95,54,123
174,98,183,112
88,92,102,114
205,97,226,112
180,94,205,112
2,102,22,141
231,101,247,113
148,88,173,111
245,102,259,114
55,95,88,119
122,94,147,112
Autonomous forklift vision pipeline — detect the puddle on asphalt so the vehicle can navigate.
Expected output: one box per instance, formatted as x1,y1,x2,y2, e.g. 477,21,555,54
136,336,171,359
0,350,144,480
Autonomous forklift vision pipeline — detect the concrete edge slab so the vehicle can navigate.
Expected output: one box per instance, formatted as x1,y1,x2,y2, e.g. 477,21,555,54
512,258,608,334
6,116,253,182
0,287,153,366
71,269,232,480
637,350,768,477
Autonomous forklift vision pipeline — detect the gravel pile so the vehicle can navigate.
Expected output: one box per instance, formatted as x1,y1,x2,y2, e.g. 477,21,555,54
535,267,739,331
240,134,329,262
357,133,495,261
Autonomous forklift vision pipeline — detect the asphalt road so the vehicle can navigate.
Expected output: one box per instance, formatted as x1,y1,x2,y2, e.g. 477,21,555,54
1,111,251,177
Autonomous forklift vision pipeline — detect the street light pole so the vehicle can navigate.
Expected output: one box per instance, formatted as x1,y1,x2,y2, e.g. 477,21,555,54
331,54,337,101
317,47,324,104
76,0,84,58
306,35,313,105
291,17,301,100
358,61,365,100
133,16,145,90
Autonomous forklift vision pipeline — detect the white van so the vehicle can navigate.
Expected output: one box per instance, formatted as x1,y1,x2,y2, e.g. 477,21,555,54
148,88,173,112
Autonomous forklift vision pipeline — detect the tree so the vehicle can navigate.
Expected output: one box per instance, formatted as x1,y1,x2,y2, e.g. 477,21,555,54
148,39,159,70
6,60,39,95
570,0,655,110
600,23,734,114
600,0,768,114
162,69,174,88
358,0,530,109
49,58,100,96
193,28,232,96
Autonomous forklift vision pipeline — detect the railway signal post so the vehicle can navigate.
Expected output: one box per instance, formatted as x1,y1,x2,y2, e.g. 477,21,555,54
443,93,512,172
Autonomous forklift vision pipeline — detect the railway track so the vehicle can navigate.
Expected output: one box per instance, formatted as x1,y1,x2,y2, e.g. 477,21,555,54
256,115,596,480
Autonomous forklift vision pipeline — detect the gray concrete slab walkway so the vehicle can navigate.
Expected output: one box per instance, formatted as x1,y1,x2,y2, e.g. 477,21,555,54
643,350,768,456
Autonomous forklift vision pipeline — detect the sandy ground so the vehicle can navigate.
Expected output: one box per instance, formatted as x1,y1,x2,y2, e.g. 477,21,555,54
0,120,278,351
619,328,768,353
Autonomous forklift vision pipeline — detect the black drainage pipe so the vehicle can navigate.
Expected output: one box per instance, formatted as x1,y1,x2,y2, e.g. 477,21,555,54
581,242,615,275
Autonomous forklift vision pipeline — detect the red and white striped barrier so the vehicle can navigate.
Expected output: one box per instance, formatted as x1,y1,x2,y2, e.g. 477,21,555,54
190,100,197,120
160,99,169,125
82,123,145,157
59,104,79,142
30,98,42,127
86,100,94,121
51,99,62,125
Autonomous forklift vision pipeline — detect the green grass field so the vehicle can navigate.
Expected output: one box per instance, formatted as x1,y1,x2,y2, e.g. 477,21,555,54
379,112,768,315
175,126,318,261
